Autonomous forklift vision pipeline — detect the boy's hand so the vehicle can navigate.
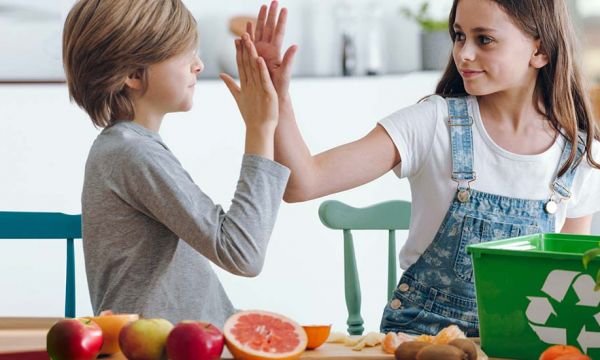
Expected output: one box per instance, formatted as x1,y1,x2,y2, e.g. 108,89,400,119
221,34,278,130
248,1,297,96
221,34,279,158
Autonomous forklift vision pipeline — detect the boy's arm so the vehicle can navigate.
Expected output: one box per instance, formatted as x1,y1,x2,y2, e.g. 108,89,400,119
115,147,289,278
251,1,400,202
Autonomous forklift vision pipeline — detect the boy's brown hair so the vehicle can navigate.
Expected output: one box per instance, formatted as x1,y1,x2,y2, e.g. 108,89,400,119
63,0,198,128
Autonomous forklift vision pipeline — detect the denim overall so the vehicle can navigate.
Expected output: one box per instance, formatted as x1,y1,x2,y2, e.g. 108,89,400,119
380,97,584,336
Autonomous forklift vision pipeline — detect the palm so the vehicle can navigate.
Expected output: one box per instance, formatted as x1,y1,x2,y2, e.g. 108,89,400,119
254,42,284,86
248,1,296,94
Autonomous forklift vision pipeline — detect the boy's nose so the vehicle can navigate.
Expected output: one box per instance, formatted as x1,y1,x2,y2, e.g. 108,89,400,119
193,57,204,75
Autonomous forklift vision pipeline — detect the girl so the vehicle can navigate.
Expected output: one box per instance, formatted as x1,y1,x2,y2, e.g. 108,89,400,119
247,0,600,336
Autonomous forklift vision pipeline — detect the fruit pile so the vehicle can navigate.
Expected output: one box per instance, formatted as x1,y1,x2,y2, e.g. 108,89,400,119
46,309,320,360
46,313,224,360
380,325,480,360
394,338,478,360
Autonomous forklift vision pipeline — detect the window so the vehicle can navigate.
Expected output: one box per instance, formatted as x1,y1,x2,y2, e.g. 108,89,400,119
575,0,600,84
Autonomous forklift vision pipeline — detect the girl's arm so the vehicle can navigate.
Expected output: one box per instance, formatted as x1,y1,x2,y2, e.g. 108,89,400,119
276,95,400,202
561,215,593,234
249,1,400,202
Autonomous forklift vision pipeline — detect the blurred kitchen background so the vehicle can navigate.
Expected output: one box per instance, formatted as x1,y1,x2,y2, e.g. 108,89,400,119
0,0,599,82
1,0,599,332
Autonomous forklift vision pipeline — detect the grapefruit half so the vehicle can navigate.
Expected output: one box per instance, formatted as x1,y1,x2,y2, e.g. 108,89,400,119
224,310,307,360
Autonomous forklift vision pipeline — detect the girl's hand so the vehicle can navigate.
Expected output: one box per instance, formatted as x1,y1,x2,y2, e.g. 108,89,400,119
248,1,297,96
220,33,278,132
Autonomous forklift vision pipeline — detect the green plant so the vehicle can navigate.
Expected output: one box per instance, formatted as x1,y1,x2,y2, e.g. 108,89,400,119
401,2,448,32
582,244,600,291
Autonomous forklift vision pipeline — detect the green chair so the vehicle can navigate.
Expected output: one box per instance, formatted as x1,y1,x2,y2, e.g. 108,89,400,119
318,200,411,335
0,211,82,318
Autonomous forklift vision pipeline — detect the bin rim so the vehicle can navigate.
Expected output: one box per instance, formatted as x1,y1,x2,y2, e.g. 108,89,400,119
467,232,600,261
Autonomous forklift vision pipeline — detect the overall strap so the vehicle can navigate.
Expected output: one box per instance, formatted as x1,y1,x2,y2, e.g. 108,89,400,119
447,97,475,201
551,134,586,199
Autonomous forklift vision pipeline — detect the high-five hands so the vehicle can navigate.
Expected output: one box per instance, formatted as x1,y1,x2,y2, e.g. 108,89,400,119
220,34,278,132
247,1,297,95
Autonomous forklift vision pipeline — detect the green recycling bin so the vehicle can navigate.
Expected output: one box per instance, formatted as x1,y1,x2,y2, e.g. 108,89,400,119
468,233,600,360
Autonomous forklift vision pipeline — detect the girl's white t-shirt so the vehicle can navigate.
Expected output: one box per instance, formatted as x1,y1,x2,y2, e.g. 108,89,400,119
379,95,600,270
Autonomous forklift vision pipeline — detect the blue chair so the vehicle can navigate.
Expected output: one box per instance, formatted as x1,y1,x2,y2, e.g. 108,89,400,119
0,212,82,318
319,200,411,335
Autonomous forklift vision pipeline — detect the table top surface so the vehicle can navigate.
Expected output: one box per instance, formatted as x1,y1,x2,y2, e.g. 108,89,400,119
0,317,509,360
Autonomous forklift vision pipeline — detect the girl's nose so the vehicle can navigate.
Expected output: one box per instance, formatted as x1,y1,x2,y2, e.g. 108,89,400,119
458,41,476,62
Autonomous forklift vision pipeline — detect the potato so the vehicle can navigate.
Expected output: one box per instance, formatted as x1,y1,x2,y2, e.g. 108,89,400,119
395,341,430,360
415,344,467,360
449,339,478,360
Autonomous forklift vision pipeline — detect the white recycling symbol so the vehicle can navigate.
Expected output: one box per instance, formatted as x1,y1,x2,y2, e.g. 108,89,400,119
526,270,600,354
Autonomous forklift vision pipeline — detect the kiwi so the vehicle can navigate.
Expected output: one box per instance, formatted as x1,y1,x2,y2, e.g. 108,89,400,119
415,344,467,360
449,339,478,360
395,341,430,360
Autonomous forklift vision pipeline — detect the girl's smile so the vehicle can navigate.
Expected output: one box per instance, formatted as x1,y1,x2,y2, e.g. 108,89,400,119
460,69,485,79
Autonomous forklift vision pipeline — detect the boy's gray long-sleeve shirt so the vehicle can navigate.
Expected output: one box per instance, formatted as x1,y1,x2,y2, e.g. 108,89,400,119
82,121,290,328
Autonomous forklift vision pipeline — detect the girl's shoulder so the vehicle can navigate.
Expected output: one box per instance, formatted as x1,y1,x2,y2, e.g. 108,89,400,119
418,94,477,116
380,94,475,136
381,95,442,125
583,135,600,168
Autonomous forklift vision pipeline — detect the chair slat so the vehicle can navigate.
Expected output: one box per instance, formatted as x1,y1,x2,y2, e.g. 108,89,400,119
0,212,82,318
319,200,410,230
319,200,411,335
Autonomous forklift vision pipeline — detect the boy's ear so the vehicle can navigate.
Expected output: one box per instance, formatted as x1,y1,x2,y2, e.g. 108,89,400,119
124,69,144,91
531,40,549,69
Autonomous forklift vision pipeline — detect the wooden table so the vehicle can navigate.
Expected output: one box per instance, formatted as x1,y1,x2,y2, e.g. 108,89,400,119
0,318,508,360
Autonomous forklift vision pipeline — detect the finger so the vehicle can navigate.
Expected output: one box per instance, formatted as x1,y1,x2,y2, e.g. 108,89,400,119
255,5,267,41
263,1,278,43
219,73,241,101
281,44,298,77
244,33,260,59
235,39,247,85
242,34,258,86
243,34,260,85
246,21,255,42
272,7,287,49
257,57,275,93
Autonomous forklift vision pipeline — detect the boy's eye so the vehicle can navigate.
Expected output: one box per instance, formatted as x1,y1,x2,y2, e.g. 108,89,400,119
454,32,465,42
478,36,492,45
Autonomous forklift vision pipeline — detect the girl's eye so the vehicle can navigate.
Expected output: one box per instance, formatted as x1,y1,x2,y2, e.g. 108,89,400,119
454,32,465,42
479,36,492,45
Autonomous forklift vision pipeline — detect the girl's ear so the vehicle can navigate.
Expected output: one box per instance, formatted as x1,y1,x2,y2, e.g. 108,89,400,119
124,69,144,90
531,40,549,69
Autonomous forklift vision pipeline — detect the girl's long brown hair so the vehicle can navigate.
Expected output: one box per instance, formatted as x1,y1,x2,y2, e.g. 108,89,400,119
436,0,600,176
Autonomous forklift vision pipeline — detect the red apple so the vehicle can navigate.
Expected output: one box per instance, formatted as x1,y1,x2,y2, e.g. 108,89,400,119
166,321,224,360
46,318,103,360
119,318,173,360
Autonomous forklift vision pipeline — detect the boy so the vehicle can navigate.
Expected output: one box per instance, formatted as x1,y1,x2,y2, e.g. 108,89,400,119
62,0,289,328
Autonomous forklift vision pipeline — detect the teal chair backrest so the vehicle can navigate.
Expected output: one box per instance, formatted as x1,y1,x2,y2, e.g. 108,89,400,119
0,211,82,318
318,200,411,335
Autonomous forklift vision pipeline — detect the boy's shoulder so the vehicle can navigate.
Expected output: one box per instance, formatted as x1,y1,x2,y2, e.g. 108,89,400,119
90,122,167,164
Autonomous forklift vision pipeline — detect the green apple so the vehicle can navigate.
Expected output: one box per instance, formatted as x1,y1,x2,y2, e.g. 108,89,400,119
118,318,173,360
